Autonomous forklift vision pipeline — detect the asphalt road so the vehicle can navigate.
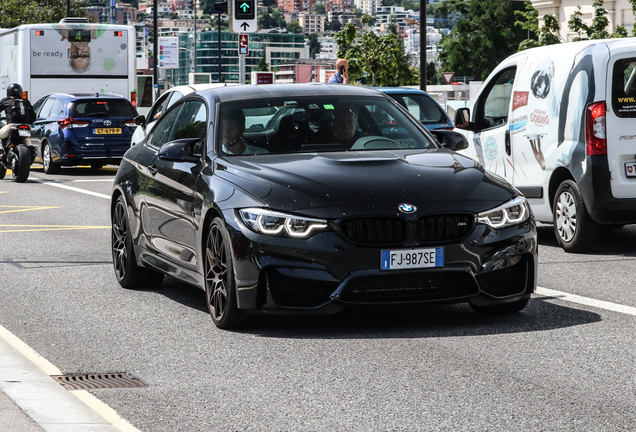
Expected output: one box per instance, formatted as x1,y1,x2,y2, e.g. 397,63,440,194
1,165,635,431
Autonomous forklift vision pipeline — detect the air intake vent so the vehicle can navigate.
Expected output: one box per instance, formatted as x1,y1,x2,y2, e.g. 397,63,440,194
341,217,406,244
416,213,475,243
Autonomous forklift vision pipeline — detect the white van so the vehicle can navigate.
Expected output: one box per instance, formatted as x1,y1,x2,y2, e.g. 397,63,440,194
454,39,636,252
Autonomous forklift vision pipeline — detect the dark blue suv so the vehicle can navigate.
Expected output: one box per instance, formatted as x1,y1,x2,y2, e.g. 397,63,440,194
30,93,138,174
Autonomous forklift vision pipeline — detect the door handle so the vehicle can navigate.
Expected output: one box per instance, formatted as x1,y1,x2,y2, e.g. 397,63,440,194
505,130,511,156
148,164,158,176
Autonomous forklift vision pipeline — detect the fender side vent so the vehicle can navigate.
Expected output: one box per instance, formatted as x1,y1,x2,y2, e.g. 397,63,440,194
52,373,147,390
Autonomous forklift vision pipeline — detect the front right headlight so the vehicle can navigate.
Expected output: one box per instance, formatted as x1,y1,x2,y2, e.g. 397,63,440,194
477,196,530,229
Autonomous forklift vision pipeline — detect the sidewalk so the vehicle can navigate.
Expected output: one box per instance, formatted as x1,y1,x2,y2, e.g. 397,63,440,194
0,326,125,432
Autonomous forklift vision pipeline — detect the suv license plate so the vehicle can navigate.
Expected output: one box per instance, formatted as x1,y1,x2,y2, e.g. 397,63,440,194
381,247,444,270
18,130,30,137
95,128,122,135
626,162,636,177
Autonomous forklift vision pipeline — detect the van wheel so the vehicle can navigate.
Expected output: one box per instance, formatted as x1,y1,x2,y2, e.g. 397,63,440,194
553,180,599,253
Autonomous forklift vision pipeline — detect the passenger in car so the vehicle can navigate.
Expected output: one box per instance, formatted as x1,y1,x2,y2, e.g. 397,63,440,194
310,104,361,148
220,108,268,155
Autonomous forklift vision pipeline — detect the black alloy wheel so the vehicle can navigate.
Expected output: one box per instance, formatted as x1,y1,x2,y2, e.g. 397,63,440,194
205,218,243,329
111,195,164,288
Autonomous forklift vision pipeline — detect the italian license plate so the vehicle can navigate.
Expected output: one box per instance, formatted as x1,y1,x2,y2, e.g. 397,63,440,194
18,129,30,137
381,247,444,270
95,128,121,135
626,162,636,177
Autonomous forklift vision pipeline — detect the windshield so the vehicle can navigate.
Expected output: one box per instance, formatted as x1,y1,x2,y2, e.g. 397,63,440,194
218,96,437,156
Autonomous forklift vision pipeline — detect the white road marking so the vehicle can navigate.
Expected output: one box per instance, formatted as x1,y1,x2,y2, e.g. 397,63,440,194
34,180,111,200
536,286,636,316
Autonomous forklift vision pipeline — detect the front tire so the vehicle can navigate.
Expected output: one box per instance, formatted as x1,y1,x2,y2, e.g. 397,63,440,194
111,196,164,289
553,180,599,253
12,144,30,183
42,143,61,174
205,217,244,329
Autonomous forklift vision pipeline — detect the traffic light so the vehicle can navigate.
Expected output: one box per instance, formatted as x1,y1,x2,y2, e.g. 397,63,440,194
234,0,254,20
229,0,257,33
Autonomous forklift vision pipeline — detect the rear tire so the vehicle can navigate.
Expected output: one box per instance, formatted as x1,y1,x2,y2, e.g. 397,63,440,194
111,195,164,289
553,180,599,253
469,297,530,314
12,144,30,183
204,217,245,329
42,143,61,174
0,166,5,179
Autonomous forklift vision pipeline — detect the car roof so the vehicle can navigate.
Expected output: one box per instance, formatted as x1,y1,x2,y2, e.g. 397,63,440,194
166,83,240,95
45,93,129,101
374,87,433,96
196,83,385,103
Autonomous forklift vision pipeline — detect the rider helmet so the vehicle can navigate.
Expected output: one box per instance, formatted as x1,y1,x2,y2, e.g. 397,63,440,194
6,83,23,98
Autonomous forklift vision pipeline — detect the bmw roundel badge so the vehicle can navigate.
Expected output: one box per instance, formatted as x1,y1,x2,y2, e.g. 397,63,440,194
398,203,416,214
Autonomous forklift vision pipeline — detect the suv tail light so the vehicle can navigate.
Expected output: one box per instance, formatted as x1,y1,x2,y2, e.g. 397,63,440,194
124,120,137,127
586,101,606,156
58,118,90,129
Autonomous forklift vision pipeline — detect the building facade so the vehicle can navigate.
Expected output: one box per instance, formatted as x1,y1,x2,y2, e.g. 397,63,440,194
298,13,326,35
531,0,636,41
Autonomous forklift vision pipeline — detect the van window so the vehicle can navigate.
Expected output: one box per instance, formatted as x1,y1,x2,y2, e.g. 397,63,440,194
479,68,516,129
612,58,636,118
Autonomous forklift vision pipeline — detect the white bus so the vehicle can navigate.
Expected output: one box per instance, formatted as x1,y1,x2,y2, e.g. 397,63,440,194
0,18,137,105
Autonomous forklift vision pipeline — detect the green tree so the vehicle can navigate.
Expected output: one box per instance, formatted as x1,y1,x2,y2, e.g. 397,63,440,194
437,0,528,81
516,5,562,51
361,14,373,29
255,50,269,71
334,22,413,86
0,0,87,28
307,33,321,58
311,3,326,14
286,20,303,34
568,0,623,40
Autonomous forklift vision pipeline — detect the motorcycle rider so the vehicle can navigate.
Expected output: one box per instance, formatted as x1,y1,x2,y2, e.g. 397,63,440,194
0,84,36,157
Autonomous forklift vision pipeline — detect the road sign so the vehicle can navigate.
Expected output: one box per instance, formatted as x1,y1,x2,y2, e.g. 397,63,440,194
158,37,179,68
442,72,455,84
230,0,257,34
239,34,249,55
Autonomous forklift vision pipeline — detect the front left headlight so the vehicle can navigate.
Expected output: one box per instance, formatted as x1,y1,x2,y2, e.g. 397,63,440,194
477,196,530,229
239,208,329,238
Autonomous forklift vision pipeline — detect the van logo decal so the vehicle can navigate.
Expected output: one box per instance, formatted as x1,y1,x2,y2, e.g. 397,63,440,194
484,137,498,161
512,91,529,111
619,135,636,140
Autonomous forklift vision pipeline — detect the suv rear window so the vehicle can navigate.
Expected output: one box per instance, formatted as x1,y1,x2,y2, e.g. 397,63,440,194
612,57,636,118
70,100,136,118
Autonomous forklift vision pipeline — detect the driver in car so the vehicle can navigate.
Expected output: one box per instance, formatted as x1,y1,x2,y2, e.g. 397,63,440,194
220,108,268,155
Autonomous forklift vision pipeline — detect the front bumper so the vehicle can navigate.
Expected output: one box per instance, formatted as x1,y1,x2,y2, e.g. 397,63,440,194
224,211,538,314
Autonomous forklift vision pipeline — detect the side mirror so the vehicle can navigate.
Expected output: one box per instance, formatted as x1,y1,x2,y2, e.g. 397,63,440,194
158,138,202,163
454,108,472,130
134,115,146,127
430,130,469,151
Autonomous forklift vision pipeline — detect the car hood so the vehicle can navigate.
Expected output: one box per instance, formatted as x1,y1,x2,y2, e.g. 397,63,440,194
215,150,517,217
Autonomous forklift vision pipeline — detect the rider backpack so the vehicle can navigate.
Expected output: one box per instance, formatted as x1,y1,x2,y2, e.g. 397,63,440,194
8,98,35,124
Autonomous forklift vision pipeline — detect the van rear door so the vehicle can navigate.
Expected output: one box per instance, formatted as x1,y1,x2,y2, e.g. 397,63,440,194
606,48,636,199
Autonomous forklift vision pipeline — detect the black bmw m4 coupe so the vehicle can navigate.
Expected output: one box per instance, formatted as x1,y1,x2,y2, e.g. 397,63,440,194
111,83,537,329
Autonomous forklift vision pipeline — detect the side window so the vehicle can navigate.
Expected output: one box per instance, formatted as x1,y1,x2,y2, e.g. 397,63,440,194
612,58,636,118
149,105,183,148
38,98,56,119
148,92,171,122
32,97,46,117
165,91,184,110
479,68,516,129
50,99,65,117
403,95,447,123
172,101,207,156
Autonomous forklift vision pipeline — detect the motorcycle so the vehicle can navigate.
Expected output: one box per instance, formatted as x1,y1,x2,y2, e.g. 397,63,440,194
0,120,36,183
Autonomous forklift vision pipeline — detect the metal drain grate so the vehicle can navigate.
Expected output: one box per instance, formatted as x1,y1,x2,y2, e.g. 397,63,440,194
52,373,147,390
